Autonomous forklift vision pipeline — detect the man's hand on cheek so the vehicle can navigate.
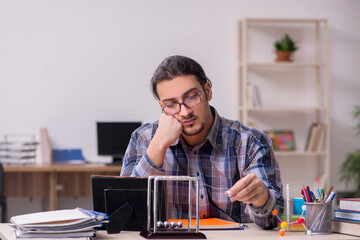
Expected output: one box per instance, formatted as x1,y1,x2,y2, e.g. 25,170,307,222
156,113,183,147
146,114,183,167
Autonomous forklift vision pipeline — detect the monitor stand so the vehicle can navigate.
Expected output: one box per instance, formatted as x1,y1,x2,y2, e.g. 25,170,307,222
107,156,123,165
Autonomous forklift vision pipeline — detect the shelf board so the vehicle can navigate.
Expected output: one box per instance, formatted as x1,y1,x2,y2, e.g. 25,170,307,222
274,151,326,157
239,62,326,67
244,18,327,24
240,107,320,113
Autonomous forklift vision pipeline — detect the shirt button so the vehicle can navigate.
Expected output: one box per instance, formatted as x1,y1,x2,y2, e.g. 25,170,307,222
200,194,204,199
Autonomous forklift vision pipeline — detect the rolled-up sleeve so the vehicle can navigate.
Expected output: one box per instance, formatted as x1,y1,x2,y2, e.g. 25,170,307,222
120,123,164,177
241,130,284,229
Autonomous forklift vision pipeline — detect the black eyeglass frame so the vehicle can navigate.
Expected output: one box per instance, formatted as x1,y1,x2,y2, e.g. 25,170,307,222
161,90,202,116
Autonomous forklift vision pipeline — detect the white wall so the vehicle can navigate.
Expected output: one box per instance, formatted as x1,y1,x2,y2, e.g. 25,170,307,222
1,0,360,207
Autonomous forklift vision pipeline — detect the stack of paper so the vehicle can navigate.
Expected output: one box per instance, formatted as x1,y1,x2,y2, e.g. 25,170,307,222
0,135,39,165
10,208,109,239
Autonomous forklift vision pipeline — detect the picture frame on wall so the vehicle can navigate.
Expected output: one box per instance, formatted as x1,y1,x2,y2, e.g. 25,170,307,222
264,130,295,151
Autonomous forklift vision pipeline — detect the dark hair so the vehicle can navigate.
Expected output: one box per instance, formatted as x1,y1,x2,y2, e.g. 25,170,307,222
150,55,212,99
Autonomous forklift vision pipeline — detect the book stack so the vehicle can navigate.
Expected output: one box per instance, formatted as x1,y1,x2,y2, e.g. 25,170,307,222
10,208,109,239
0,135,39,165
332,198,360,237
304,123,326,152
246,83,261,108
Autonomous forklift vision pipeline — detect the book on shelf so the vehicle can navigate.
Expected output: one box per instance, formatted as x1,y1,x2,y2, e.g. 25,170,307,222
305,123,318,151
332,218,360,237
339,198,360,212
246,84,254,108
10,208,108,239
334,209,360,222
315,123,326,151
246,83,261,108
305,123,326,152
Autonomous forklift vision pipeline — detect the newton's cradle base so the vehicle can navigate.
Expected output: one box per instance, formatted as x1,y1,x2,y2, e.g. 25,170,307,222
140,229,206,239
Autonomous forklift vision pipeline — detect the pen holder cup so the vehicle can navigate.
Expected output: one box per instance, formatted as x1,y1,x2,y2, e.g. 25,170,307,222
305,202,332,235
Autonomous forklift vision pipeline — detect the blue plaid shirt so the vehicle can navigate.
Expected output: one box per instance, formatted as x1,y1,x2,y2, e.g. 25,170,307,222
121,107,283,229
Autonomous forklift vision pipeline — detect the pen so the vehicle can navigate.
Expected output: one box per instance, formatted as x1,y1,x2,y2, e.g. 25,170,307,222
330,192,336,203
316,187,321,198
301,188,306,201
325,191,335,203
303,186,310,202
306,186,312,202
286,184,290,227
320,189,325,200
310,191,316,202
324,185,334,202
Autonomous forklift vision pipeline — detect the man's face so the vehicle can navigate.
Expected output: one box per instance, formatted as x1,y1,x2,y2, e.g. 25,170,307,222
157,75,213,137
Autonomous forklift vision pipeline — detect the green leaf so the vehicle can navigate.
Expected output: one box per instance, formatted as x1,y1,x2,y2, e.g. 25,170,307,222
352,105,360,135
274,34,299,52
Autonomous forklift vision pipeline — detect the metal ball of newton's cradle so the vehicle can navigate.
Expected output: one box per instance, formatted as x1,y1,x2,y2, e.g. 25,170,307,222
177,221,183,228
156,221,163,228
163,221,170,228
170,221,177,228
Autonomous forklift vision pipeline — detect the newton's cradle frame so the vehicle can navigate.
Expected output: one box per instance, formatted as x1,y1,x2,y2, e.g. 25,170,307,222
140,176,206,239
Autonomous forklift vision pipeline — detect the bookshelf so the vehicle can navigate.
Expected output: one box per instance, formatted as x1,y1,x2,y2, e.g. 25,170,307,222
238,18,330,194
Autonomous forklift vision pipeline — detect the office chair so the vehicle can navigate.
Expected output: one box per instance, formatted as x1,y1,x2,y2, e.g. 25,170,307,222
0,163,7,222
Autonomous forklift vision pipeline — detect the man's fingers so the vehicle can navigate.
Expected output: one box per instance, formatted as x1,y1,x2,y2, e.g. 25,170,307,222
226,173,257,197
229,177,259,202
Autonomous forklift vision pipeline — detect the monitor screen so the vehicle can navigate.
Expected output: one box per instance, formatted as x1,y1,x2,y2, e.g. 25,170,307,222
96,122,141,164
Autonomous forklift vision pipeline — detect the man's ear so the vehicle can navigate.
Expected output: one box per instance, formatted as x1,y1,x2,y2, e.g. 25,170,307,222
204,82,212,101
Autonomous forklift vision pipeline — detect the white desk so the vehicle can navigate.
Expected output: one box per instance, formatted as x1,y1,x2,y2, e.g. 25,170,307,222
0,223,358,240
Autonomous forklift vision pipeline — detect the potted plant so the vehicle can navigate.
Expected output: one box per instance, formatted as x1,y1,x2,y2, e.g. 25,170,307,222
340,105,360,197
274,34,299,62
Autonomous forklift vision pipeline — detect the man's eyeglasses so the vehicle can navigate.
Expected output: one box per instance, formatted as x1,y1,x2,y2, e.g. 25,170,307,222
162,91,202,116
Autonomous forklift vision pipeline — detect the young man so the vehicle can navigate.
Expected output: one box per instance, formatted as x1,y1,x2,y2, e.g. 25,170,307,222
121,55,283,229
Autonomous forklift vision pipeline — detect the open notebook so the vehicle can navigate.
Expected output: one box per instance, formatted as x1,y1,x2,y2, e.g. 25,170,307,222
169,218,242,230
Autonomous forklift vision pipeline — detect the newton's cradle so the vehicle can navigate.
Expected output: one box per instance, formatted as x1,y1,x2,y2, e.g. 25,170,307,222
140,176,206,239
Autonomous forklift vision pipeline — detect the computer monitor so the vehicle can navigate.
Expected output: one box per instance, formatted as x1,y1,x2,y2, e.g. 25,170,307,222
96,122,142,164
